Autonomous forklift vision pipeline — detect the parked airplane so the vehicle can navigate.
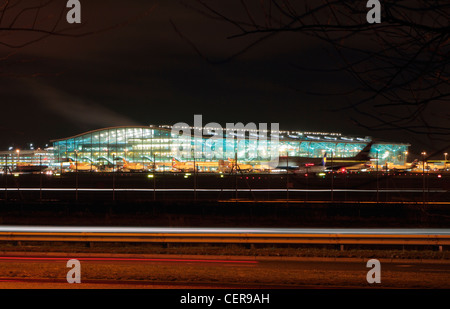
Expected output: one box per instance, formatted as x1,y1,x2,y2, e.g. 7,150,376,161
415,162,445,172
277,141,374,173
252,163,273,172
69,159,96,172
225,158,253,172
389,159,419,172
122,159,145,172
171,158,218,172
13,163,48,174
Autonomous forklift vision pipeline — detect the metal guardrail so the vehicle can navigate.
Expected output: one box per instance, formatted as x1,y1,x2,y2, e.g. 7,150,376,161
0,232,449,247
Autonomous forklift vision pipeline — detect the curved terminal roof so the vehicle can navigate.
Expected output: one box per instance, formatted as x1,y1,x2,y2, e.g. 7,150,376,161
50,125,409,146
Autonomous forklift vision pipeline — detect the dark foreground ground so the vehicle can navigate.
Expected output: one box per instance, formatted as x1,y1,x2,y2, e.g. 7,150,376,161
0,199,449,228
2,172,448,229
0,173,449,289
0,252,449,289
1,172,450,203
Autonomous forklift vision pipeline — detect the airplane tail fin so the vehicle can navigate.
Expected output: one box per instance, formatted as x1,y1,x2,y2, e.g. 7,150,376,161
172,158,178,168
355,141,374,161
322,152,327,166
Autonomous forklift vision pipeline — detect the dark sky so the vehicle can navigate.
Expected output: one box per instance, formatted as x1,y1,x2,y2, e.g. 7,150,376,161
0,0,448,158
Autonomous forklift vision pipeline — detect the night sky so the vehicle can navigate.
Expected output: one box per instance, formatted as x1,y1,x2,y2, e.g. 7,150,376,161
0,1,448,158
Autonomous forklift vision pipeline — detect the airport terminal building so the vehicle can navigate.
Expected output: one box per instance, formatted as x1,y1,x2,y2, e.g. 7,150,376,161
0,125,409,171
46,125,409,171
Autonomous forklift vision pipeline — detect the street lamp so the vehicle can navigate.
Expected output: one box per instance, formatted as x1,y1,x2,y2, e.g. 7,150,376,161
75,150,78,201
15,149,20,193
112,153,116,202
4,154,8,201
16,149,20,167
421,152,426,172
286,150,289,203
421,151,426,204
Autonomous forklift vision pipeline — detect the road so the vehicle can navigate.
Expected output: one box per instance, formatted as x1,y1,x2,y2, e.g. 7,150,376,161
0,253,449,289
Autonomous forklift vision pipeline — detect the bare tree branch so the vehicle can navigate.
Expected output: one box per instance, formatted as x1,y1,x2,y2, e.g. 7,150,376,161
187,0,449,141
0,0,157,75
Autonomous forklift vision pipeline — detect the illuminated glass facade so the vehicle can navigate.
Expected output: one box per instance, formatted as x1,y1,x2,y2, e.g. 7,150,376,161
0,149,54,170
49,126,409,171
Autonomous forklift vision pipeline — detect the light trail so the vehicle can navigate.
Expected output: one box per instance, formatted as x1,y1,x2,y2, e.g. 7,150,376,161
0,226,449,235
0,256,257,264
0,188,447,193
